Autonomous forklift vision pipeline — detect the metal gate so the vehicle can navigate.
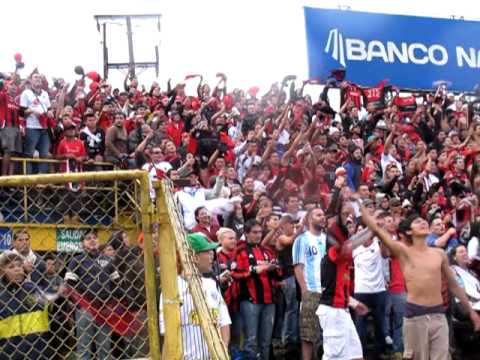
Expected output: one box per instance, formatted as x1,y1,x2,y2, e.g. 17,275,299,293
0,170,229,360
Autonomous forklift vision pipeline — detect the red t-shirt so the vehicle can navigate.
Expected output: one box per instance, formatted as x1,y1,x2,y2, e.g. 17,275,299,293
56,138,87,172
98,113,113,131
0,90,21,127
389,256,406,294
124,118,136,135
167,121,185,146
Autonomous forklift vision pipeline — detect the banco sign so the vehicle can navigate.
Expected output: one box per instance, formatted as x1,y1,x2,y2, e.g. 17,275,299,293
324,28,478,69
304,7,480,90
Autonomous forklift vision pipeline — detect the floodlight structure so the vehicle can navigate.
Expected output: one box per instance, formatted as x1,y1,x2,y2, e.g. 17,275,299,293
94,14,161,80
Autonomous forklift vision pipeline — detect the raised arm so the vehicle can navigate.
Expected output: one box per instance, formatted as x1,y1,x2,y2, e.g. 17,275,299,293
210,102,226,124
281,131,303,164
383,125,395,154
359,201,408,259
261,131,278,163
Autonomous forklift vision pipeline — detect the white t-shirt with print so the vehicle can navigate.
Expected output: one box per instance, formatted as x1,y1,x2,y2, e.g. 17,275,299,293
159,276,231,360
353,238,386,293
380,153,402,175
20,89,51,129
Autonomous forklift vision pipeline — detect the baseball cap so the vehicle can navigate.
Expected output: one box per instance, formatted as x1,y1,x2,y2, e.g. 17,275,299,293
376,120,388,130
187,233,218,253
402,199,412,208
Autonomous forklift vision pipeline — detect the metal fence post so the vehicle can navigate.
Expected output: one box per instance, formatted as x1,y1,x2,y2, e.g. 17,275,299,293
139,173,162,360
155,181,182,360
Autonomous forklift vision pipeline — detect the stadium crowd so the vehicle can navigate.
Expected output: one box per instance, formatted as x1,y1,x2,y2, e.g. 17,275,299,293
2,55,480,360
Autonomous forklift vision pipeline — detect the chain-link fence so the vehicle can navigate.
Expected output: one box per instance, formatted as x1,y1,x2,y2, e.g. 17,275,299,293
0,170,159,360
0,170,229,360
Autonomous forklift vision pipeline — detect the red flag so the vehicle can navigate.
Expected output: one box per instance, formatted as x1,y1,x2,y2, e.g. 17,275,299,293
65,287,144,337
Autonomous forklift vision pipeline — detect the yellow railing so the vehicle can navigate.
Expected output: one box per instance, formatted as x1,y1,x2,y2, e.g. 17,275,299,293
3,156,114,175
0,158,140,242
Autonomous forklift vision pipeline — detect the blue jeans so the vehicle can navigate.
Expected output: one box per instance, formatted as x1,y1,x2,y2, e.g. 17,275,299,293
24,128,50,174
354,291,387,355
75,308,112,360
230,311,243,350
240,301,275,360
385,291,406,353
281,276,299,344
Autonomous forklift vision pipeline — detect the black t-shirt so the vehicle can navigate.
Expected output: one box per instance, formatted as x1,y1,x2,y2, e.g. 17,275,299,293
79,127,105,158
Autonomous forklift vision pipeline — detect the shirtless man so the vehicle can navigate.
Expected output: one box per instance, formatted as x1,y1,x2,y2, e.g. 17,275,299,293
359,205,480,359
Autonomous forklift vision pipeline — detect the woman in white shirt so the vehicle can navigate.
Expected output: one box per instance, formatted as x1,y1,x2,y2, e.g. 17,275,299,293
451,245,480,316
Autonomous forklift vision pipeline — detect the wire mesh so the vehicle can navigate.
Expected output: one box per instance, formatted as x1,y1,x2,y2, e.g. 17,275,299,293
157,180,230,360
0,173,158,360
0,180,139,227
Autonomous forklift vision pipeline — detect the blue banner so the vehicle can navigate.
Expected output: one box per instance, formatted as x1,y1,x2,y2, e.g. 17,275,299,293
304,7,480,91
0,227,13,251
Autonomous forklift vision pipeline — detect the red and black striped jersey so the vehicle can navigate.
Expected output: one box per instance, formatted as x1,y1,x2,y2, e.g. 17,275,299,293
320,245,352,309
320,222,352,309
217,249,240,313
232,242,280,305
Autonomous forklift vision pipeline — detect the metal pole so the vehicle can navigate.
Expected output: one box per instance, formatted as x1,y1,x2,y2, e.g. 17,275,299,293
139,174,162,360
126,16,135,78
102,22,108,79
0,170,147,187
155,181,182,360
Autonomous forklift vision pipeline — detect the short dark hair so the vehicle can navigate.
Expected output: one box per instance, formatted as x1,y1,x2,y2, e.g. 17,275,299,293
376,211,391,220
43,253,56,262
286,194,299,203
113,111,126,119
244,219,262,233
398,213,420,238
194,207,207,222
265,213,280,223
82,230,98,242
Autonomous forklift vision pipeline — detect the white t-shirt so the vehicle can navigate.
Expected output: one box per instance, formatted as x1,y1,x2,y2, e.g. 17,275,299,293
380,153,402,175
142,161,173,199
236,153,261,182
277,129,290,145
468,237,479,260
159,276,231,360
20,89,51,129
353,238,386,293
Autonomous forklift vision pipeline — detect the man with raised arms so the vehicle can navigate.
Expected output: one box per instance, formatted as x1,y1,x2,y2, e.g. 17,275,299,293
358,202,480,360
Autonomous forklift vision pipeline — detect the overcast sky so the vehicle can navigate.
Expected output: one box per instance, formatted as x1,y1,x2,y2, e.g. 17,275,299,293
1,0,479,94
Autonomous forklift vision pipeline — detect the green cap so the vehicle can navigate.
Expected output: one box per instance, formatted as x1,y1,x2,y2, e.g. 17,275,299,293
187,233,219,253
